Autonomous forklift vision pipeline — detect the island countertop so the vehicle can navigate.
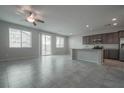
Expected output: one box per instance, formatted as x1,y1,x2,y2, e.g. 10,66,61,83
71,48,103,64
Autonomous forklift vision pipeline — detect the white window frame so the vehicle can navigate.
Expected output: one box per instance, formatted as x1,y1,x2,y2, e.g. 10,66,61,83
21,31,32,48
56,36,64,48
9,28,21,48
9,28,32,48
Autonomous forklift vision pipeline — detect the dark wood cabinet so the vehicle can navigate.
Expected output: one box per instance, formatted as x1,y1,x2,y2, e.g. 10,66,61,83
102,34,107,44
82,31,122,60
113,32,119,43
83,32,119,44
83,36,92,44
83,36,88,44
119,30,124,37
83,34,102,44
104,49,119,60
88,36,93,44
83,36,86,44
102,32,119,44
102,33,112,44
92,34,102,44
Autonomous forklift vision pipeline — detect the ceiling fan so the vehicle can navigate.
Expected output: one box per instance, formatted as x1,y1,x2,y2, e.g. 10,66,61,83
16,5,45,26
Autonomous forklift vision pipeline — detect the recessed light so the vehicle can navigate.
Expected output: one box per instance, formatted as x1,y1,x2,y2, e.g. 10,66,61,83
86,25,89,28
112,18,117,21
113,23,118,26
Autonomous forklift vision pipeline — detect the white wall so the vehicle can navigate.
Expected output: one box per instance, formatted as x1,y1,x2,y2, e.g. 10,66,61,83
69,36,84,49
80,26,124,36
0,21,69,61
51,35,69,55
0,21,39,60
69,27,124,50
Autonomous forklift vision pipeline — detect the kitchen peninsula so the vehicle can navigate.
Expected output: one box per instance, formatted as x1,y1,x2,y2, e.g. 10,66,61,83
72,49,103,64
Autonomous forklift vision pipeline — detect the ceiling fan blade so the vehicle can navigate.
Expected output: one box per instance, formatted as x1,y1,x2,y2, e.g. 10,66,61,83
33,22,37,26
29,11,32,16
17,5,32,12
36,19,45,23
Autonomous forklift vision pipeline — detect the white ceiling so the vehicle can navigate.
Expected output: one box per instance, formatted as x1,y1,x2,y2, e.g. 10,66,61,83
0,5,124,36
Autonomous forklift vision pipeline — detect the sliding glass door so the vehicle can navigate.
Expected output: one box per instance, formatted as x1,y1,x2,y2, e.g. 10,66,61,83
42,34,51,56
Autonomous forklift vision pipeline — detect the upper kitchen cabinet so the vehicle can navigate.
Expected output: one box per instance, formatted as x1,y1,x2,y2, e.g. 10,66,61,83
87,34,102,44
83,36,92,44
102,32,119,44
83,32,119,44
119,30,124,38
83,36,88,44
112,32,119,44
83,34,102,44
92,34,102,44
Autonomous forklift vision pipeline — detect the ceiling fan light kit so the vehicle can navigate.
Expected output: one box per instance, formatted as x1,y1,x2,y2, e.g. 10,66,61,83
17,5,45,26
26,14,35,23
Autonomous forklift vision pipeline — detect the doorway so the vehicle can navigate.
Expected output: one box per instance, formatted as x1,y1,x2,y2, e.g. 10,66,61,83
41,34,51,56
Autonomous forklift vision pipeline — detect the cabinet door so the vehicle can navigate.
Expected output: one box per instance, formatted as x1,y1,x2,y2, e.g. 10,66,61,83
83,36,86,44
102,32,119,44
102,34,109,44
104,49,119,59
88,36,93,44
112,32,119,44
83,32,119,44
91,35,95,44
119,31,124,38
87,36,90,44
92,34,102,44
107,33,113,44
83,36,89,44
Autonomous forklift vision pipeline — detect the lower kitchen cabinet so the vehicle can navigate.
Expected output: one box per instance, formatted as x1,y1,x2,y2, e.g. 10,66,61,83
104,49,119,60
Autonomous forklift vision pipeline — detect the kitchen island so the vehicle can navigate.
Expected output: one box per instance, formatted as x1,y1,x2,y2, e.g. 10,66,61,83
72,49,103,64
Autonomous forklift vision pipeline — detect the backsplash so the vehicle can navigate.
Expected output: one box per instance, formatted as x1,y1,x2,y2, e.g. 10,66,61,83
82,44,119,49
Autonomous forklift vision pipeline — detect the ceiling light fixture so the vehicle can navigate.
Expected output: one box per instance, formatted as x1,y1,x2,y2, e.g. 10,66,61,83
26,14,35,23
86,25,89,28
112,18,117,21
113,23,118,26
27,17,35,23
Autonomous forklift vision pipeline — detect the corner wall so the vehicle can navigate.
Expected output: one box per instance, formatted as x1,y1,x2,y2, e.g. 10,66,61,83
51,35,69,55
0,21,69,61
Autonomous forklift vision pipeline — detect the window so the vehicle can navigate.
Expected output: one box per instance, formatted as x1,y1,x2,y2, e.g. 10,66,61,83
42,34,51,55
22,31,31,47
9,28,21,48
9,28,32,48
56,37,64,48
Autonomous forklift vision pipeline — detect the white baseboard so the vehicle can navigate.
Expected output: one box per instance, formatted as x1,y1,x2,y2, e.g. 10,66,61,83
0,56,38,62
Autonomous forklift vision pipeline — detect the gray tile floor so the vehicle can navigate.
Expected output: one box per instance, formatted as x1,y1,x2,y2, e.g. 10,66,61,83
0,55,124,88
